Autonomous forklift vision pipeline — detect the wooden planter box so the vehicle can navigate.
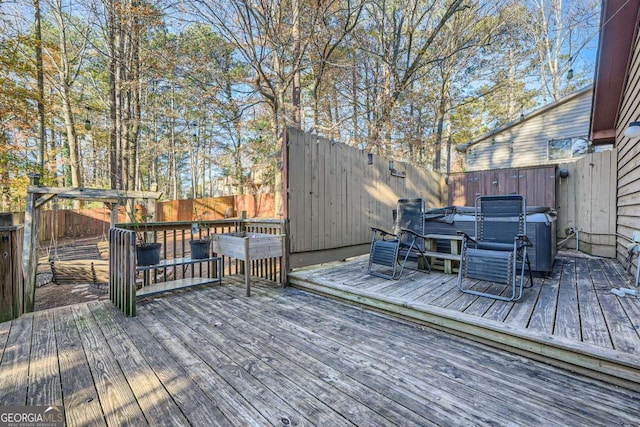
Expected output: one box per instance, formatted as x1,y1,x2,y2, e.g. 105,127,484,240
211,232,284,296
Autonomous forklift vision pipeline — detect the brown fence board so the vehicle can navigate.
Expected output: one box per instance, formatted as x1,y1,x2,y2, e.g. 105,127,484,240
448,166,556,208
286,128,442,266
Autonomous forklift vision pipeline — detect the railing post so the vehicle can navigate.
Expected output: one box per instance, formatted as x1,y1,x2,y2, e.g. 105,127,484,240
1,225,24,322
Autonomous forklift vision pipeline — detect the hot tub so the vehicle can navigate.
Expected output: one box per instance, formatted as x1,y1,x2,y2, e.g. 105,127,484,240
423,206,556,274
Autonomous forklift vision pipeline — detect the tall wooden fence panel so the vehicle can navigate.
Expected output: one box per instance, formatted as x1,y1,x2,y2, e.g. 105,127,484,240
0,225,24,322
286,128,444,268
447,166,556,207
447,154,616,257
557,150,617,257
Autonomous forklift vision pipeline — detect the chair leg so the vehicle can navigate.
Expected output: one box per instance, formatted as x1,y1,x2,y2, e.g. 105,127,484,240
525,255,534,288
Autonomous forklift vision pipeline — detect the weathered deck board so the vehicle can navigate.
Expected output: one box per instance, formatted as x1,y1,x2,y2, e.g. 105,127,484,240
597,261,640,353
3,272,640,426
575,258,613,348
205,284,539,425
137,305,269,426
213,279,640,425
71,304,148,426
503,260,560,328
167,293,455,426
85,302,190,426
527,263,560,333
0,320,11,361
91,302,231,426
554,259,581,340
0,315,33,405
150,297,363,427
53,306,106,427
27,310,62,406
288,254,640,389
150,301,358,425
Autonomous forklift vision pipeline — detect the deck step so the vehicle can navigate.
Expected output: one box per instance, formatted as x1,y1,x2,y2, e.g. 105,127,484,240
288,272,640,392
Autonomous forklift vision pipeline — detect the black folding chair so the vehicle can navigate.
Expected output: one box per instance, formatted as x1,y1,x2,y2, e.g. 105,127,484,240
368,198,430,279
457,195,533,301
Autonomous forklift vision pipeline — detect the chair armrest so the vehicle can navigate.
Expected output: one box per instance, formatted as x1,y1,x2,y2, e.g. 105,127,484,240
371,227,397,240
516,234,533,247
457,230,477,244
399,228,423,239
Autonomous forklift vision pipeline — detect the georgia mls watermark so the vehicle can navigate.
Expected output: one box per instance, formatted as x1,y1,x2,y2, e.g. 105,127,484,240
0,406,64,427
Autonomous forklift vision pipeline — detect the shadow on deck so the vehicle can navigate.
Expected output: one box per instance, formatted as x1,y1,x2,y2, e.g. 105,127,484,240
288,253,640,391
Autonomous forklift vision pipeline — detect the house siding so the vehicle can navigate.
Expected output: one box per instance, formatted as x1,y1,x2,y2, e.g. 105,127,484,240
615,29,640,264
464,89,592,172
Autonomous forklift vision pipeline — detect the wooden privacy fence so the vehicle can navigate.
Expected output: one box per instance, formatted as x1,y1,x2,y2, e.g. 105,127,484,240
285,128,444,268
447,166,556,207
446,151,617,257
157,194,275,221
557,149,617,257
5,194,275,243
0,225,24,322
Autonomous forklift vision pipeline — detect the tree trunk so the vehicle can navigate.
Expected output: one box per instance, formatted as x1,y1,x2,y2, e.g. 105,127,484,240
291,0,301,127
33,0,46,175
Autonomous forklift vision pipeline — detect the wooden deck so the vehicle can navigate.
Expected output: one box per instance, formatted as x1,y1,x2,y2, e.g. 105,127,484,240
1,276,640,426
289,253,640,391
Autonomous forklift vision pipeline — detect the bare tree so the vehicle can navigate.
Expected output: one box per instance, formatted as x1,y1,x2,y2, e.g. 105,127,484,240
43,0,93,192
525,0,599,102
360,0,465,154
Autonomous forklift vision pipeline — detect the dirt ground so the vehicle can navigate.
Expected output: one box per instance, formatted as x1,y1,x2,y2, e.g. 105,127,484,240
34,281,108,311
34,236,109,311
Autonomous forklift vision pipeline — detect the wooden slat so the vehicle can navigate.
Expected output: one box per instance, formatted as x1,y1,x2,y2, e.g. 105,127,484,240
0,315,33,405
53,306,106,427
27,310,62,406
288,255,640,389
597,260,640,353
95,303,230,426
70,304,147,425
86,302,190,426
2,269,640,425
575,258,614,348
185,285,509,426
140,299,297,425
0,321,11,361
212,279,640,425
554,259,581,340
157,295,363,426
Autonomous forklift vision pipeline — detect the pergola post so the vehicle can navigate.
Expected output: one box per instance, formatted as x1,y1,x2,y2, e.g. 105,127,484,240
108,203,118,228
22,174,41,312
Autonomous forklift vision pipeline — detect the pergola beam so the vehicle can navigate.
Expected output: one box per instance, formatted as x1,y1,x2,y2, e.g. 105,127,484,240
27,186,162,202
22,178,163,313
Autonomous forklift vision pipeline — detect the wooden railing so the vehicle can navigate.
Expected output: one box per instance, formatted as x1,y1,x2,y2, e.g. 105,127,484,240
116,218,286,286
109,228,136,316
109,219,285,316
0,225,24,322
